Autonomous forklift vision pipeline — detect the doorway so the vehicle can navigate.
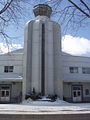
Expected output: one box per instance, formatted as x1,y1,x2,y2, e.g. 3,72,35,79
72,85,82,102
0,88,10,102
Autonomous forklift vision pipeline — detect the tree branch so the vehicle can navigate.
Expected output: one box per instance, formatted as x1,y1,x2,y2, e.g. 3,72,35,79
68,0,90,18
80,0,90,11
0,0,13,14
0,16,7,22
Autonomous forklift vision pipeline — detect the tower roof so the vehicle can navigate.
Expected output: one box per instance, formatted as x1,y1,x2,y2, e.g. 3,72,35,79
33,4,52,18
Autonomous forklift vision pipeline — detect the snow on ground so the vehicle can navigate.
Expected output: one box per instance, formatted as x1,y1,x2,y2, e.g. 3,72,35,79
0,98,90,114
21,98,90,112
22,97,69,106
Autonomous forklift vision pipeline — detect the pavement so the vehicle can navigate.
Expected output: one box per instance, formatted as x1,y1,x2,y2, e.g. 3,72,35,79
0,103,90,120
0,103,90,114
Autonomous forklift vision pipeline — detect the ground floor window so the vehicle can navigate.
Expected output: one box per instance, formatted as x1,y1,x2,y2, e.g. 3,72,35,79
0,89,10,102
85,89,89,95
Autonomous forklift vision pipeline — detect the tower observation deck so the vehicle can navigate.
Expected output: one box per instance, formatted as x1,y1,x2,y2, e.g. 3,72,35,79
33,4,52,18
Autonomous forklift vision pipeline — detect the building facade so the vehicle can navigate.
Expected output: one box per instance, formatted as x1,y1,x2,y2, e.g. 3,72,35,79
0,4,90,103
0,52,23,103
62,54,90,102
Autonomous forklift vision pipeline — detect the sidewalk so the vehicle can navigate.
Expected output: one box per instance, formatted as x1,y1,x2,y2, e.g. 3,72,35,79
0,99,90,114
0,101,90,120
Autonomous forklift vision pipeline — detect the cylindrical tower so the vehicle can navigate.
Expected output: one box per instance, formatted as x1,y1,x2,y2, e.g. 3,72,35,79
23,4,63,99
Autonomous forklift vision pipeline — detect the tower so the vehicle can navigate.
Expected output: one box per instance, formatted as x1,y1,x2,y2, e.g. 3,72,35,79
23,4,63,99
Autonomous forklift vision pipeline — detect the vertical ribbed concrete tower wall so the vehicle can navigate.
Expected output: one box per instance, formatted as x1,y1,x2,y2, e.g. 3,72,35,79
23,4,63,99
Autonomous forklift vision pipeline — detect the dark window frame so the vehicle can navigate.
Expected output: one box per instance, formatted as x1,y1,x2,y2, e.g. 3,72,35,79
4,66,14,73
69,67,78,73
82,67,90,74
85,89,89,95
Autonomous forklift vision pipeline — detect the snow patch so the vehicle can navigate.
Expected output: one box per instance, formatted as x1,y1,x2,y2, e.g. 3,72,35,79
22,98,70,106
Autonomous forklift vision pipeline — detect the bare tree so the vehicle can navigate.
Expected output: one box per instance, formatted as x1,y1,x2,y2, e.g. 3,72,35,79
0,0,31,46
0,0,33,52
47,0,90,35
0,0,90,43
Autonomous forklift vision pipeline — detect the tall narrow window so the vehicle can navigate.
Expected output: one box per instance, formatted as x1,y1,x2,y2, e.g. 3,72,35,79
85,89,89,95
41,23,45,95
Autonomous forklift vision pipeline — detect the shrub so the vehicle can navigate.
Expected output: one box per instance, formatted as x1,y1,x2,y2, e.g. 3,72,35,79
47,94,57,102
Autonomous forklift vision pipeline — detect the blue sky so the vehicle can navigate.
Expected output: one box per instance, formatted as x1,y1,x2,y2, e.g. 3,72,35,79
0,0,90,56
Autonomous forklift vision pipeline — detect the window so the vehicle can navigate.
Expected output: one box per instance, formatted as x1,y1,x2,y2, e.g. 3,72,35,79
78,91,81,96
1,91,5,97
4,66,14,73
82,67,90,74
85,89,89,95
69,67,78,73
73,86,81,90
73,91,76,97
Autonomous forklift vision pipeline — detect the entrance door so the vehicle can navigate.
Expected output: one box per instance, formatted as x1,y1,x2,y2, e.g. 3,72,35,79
0,89,10,102
72,85,82,102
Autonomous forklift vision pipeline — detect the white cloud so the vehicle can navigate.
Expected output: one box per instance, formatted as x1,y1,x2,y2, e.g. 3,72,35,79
0,35,90,56
0,43,23,54
62,35,90,56
47,0,52,1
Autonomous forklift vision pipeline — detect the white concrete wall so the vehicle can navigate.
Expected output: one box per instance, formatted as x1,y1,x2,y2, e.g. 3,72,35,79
23,16,63,99
11,82,22,98
62,54,90,82
0,53,23,76
23,20,42,97
31,20,42,92
53,22,63,98
45,21,54,95
82,83,90,98
63,83,71,98
23,21,34,98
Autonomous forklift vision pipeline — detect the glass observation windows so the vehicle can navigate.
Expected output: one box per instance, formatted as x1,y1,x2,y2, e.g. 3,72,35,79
4,66,14,73
69,67,78,73
82,67,90,74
